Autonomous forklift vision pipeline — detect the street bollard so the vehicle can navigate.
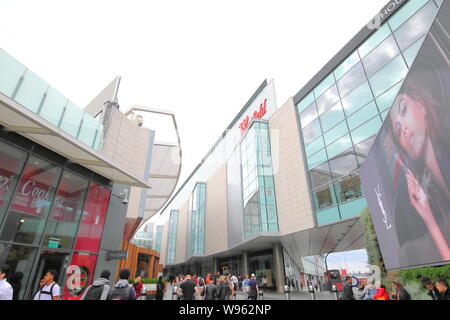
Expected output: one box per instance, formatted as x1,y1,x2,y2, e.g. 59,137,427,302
172,285,178,300
308,285,316,300
284,285,290,300
332,285,339,300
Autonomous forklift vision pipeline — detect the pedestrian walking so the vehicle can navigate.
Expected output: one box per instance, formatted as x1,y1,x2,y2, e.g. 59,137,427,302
108,269,136,300
156,276,165,300
371,281,389,300
0,266,13,300
231,274,238,300
247,274,259,301
178,274,197,300
132,276,143,300
242,275,249,300
33,270,61,300
81,270,111,300
423,279,440,300
436,278,450,300
204,278,218,300
390,281,411,300
341,276,355,300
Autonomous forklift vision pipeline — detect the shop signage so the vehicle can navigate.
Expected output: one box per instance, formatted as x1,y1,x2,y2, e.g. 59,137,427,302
21,179,50,201
238,98,267,135
106,250,128,261
0,174,12,191
48,237,61,248
368,0,405,29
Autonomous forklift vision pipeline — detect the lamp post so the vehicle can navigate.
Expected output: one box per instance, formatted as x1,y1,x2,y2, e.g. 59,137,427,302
324,251,333,292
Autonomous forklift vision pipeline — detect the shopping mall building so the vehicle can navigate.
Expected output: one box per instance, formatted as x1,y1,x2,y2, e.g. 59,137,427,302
0,51,181,299
152,0,446,292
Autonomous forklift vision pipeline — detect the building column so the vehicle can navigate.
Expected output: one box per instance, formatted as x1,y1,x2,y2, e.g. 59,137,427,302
242,251,249,276
213,257,218,274
272,243,286,293
149,254,155,278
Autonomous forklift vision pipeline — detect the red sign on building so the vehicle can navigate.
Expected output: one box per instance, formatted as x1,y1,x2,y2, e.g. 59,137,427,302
238,98,267,135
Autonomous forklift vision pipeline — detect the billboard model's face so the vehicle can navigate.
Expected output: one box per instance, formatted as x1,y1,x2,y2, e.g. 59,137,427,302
390,93,428,160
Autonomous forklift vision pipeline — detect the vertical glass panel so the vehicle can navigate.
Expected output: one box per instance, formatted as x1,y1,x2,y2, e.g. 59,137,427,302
328,149,358,180
339,197,368,220
77,114,100,148
362,35,401,77
0,244,37,300
302,118,322,145
316,206,341,226
347,101,379,131
320,102,345,132
341,81,374,116
358,23,391,58
368,55,408,97
375,80,404,113
337,63,366,98
351,116,382,145
0,156,62,245
354,135,377,165
313,184,337,211
388,0,430,31
63,253,97,300
42,171,89,249
314,73,335,98
0,49,26,97
326,134,353,159
403,35,426,67
305,136,325,158
393,1,438,51
300,102,318,128
316,85,340,115
93,123,104,150
59,101,84,137
309,161,332,189
38,87,67,127
307,149,327,170
14,70,48,113
334,51,360,80
297,91,315,113
334,173,362,203
323,121,348,145
74,183,111,253
0,141,28,226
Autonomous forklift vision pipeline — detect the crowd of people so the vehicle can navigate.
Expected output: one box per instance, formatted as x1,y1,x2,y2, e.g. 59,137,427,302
167,272,262,300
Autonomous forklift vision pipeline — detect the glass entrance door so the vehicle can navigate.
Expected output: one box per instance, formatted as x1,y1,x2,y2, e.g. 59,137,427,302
27,250,70,300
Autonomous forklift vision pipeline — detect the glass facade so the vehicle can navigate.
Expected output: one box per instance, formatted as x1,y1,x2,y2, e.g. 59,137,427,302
296,0,441,225
240,121,279,238
0,48,104,150
188,183,206,256
153,225,163,253
166,210,179,264
0,136,112,300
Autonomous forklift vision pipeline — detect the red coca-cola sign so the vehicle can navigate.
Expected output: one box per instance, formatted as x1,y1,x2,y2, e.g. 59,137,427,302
238,98,267,135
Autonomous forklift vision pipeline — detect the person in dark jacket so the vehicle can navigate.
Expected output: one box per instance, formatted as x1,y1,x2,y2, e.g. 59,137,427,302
424,280,440,300
81,270,111,300
341,277,355,300
204,279,218,300
390,281,411,300
216,277,227,300
108,269,136,300
436,278,450,300
156,276,165,300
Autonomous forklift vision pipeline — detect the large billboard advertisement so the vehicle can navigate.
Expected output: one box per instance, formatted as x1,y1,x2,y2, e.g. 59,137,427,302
360,1,450,270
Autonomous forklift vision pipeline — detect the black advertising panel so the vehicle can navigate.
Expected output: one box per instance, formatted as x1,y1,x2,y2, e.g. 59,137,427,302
360,1,450,270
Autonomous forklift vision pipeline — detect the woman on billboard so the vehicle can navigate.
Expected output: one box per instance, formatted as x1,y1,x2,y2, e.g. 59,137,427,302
387,73,450,265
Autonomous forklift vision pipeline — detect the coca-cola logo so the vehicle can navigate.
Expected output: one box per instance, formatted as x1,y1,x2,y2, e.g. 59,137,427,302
21,180,50,201
239,98,267,135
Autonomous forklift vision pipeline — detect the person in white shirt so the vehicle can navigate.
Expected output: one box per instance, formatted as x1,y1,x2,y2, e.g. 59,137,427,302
33,270,61,300
0,266,13,300
230,274,238,300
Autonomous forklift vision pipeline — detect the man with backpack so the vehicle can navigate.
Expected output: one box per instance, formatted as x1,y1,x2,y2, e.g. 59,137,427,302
108,269,136,300
33,270,61,300
81,270,111,300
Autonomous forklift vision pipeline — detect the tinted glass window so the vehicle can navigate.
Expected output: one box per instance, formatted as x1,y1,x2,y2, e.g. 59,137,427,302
316,85,340,115
320,102,345,132
350,116,382,145
347,101,379,131
314,73,335,98
368,55,408,98
297,91,315,113
362,35,400,77
324,121,348,146
309,162,332,189
326,134,353,159
329,149,358,180
334,51,360,80
341,81,374,117
334,173,362,203
337,63,366,98
305,136,325,158
300,101,318,128
302,118,322,145
313,184,337,211
354,135,377,165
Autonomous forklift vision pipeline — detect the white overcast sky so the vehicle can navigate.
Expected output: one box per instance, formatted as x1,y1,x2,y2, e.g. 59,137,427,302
1,0,385,186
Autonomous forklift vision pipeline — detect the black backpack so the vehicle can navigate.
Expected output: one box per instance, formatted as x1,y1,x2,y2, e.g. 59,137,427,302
109,286,133,300
84,285,105,300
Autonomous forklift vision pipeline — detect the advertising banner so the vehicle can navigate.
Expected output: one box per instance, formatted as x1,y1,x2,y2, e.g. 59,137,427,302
360,1,450,270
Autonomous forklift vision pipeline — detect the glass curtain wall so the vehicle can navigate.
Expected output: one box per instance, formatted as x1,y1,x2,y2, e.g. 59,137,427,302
296,0,442,225
188,183,206,256
240,121,279,239
166,210,179,264
153,225,163,253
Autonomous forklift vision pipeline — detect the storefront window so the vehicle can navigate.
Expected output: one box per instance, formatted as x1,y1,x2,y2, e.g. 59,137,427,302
74,183,111,253
63,252,97,300
312,184,337,211
41,171,89,250
0,244,37,300
334,173,362,203
0,141,28,226
0,156,62,245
